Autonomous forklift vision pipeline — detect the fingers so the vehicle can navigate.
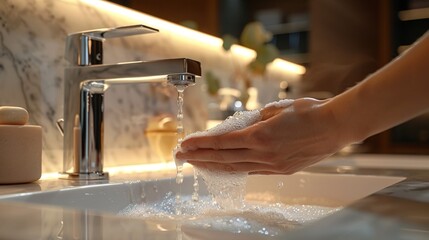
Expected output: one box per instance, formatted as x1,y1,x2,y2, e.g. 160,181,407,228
180,130,250,151
189,161,274,173
249,171,281,175
178,149,324,175
189,160,303,175
176,148,270,164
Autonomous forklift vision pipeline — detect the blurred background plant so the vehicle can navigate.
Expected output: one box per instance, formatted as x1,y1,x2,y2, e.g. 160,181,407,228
182,20,279,107
223,21,279,74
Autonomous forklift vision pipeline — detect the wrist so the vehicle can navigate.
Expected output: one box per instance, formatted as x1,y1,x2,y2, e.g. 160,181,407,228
322,93,368,146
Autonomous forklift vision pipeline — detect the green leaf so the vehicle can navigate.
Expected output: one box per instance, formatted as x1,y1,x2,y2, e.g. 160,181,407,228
240,21,272,50
205,71,221,96
248,44,280,74
180,20,199,30
222,34,238,51
248,60,267,75
255,44,279,65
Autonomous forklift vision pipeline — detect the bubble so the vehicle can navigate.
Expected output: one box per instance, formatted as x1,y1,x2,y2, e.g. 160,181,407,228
195,167,247,210
264,99,294,109
180,109,261,141
118,193,341,237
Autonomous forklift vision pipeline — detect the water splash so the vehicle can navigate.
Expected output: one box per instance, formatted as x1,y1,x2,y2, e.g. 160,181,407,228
174,85,187,216
192,169,199,202
118,194,341,237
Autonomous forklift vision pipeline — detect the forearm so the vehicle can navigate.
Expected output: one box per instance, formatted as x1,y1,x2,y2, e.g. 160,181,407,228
326,32,429,143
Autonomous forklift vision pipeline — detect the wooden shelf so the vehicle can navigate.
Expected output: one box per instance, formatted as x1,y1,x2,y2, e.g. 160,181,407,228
265,21,309,35
280,53,309,65
398,7,429,21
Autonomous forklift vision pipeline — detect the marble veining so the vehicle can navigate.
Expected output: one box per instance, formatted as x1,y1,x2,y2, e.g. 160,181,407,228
0,0,301,173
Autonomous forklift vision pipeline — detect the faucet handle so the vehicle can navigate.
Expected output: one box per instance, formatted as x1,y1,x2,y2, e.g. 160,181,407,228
82,24,159,39
65,24,159,66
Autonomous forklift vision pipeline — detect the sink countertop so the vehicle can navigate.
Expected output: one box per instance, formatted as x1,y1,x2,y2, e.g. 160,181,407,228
0,163,186,196
291,154,429,239
0,154,427,239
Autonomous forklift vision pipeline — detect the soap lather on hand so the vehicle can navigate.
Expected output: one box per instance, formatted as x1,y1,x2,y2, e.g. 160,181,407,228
175,99,294,171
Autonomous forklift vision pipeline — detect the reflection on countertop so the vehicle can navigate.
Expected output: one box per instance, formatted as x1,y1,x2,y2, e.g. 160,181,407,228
307,153,429,181
0,162,184,196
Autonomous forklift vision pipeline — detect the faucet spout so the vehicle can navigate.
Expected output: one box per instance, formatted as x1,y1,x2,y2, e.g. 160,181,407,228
67,58,200,85
62,25,201,180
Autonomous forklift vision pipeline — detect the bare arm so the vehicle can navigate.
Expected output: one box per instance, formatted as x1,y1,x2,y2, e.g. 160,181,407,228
176,32,429,174
330,31,429,144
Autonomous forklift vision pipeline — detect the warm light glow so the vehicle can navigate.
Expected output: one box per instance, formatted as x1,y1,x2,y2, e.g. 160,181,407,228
399,8,429,21
40,172,61,180
218,88,241,97
105,162,177,176
230,45,257,60
206,120,222,130
40,162,184,180
82,0,223,48
105,75,167,84
81,0,305,75
156,224,169,232
269,59,306,75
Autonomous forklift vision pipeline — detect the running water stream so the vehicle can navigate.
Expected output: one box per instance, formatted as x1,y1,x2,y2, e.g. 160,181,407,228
173,84,200,216
174,85,186,216
173,84,188,240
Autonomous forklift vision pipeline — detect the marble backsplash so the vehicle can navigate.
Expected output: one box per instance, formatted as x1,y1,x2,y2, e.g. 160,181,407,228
0,0,302,173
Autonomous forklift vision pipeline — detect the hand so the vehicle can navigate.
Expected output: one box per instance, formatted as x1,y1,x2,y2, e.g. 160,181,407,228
175,98,351,174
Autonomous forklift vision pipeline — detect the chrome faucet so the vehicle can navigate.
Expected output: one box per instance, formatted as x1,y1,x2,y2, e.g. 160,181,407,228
61,25,201,180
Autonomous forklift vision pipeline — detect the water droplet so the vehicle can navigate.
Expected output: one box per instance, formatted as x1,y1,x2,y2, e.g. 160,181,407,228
176,172,184,184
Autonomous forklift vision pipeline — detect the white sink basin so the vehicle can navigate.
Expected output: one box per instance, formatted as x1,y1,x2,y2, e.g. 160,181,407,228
0,172,403,210
315,154,429,170
0,172,404,239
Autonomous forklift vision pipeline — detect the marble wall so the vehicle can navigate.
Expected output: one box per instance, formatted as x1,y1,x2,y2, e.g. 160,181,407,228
0,0,302,173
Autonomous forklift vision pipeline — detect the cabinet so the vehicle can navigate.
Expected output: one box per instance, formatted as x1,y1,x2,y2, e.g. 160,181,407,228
375,0,429,154
246,1,310,65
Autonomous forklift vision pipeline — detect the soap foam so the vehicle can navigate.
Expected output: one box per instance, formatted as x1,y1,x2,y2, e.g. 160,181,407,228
175,109,261,209
181,109,262,142
118,194,341,237
175,100,296,210
195,167,247,209
264,99,294,109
